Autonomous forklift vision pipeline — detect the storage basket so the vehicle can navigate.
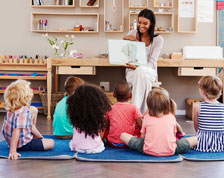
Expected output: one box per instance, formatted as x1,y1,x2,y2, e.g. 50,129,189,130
39,92,65,116
105,92,117,105
185,98,203,120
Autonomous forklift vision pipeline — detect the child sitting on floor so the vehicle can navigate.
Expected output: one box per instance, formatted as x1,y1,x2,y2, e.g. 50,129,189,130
120,87,197,157
53,76,84,139
193,75,224,152
2,79,54,160
105,81,142,148
144,88,185,139
67,84,112,153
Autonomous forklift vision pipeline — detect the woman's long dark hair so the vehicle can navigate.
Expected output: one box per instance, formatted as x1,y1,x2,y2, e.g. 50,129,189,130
67,84,112,138
137,9,158,44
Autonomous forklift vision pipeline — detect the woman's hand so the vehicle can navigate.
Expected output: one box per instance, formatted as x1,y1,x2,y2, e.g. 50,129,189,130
125,63,137,70
123,35,136,41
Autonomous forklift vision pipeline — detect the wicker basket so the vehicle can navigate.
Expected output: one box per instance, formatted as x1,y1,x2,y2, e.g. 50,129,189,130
105,92,117,105
39,92,65,116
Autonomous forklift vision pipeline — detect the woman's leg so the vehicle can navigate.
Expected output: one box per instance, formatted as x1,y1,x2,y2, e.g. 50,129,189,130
126,67,156,114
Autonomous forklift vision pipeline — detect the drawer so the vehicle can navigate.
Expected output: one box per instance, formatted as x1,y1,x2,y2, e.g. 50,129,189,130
177,67,217,76
57,66,96,75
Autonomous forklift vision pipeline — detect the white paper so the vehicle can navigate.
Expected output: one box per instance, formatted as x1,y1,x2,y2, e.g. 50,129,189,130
179,0,195,18
198,0,214,23
183,46,223,59
108,40,147,65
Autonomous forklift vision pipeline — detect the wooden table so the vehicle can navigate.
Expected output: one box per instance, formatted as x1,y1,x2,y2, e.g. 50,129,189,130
47,58,224,119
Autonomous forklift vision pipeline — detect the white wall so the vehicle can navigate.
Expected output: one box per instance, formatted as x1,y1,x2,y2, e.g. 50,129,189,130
0,0,218,110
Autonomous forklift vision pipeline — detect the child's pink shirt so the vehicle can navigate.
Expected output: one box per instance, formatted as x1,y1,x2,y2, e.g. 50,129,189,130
106,102,142,143
141,113,177,156
70,127,104,151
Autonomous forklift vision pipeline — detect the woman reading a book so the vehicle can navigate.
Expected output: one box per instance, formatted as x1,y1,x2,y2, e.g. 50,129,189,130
123,9,164,114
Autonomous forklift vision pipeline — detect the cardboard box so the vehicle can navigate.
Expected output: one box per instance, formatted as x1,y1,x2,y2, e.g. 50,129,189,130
171,52,183,59
185,98,203,120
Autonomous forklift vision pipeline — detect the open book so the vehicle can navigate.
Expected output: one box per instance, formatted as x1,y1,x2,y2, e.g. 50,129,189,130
108,40,147,65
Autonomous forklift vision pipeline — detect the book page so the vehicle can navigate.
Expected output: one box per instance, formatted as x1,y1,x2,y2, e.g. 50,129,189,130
108,40,147,65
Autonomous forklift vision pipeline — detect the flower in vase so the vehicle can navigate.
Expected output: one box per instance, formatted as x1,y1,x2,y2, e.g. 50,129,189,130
43,33,60,57
61,35,74,57
43,33,74,57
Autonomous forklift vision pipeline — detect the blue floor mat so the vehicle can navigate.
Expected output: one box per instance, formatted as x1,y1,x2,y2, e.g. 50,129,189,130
0,135,76,160
75,146,183,163
180,149,224,161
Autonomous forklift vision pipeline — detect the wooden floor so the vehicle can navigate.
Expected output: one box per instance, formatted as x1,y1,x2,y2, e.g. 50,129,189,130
1,113,224,178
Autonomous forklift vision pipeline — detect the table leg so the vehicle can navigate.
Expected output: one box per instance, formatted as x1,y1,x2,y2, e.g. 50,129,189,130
47,59,52,120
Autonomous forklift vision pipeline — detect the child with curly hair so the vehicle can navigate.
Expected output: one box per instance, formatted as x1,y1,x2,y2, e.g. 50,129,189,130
67,84,112,153
105,81,142,148
2,79,54,160
120,87,197,156
53,76,84,139
193,75,224,152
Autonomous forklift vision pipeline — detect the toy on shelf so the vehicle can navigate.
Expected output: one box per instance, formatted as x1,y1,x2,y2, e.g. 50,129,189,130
37,19,48,30
87,0,97,6
154,0,173,8
0,55,46,65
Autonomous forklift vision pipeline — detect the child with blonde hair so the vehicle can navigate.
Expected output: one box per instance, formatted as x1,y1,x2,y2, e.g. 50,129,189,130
2,79,54,160
193,75,224,152
105,81,142,148
120,87,197,156
53,76,84,139
67,84,111,153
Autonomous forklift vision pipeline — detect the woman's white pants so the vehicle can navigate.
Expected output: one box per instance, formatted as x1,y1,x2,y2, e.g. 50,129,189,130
126,66,157,114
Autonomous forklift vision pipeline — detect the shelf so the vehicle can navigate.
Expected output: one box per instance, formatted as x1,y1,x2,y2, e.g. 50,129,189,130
104,0,124,33
154,12,174,33
0,101,43,110
129,12,138,31
79,0,100,8
177,0,198,33
129,12,174,33
31,0,75,8
31,13,99,33
128,0,148,9
153,0,173,8
0,76,47,80
0,90,45,94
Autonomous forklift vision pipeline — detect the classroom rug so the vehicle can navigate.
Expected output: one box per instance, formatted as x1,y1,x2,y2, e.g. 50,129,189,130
180,149,224,162
0,135,76,160
75,146,183,163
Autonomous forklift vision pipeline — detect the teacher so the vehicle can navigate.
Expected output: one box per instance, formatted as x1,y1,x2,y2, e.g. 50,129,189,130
123,9,164,114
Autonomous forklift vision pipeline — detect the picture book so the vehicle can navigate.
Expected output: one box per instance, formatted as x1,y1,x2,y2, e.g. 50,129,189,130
108,40,147,66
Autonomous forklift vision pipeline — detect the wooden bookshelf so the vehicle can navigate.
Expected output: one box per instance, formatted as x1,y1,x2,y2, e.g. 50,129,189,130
31,0,76,8
104,0,124,33
128,0,148,9
79,0,100,8
31,12,99,33
177,0,198,33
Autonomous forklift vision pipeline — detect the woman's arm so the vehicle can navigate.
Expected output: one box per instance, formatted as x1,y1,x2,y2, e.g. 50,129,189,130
147,36,164,69
125,63,137,70
9,128,21,160
123,35,137,41
193,102,200,132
